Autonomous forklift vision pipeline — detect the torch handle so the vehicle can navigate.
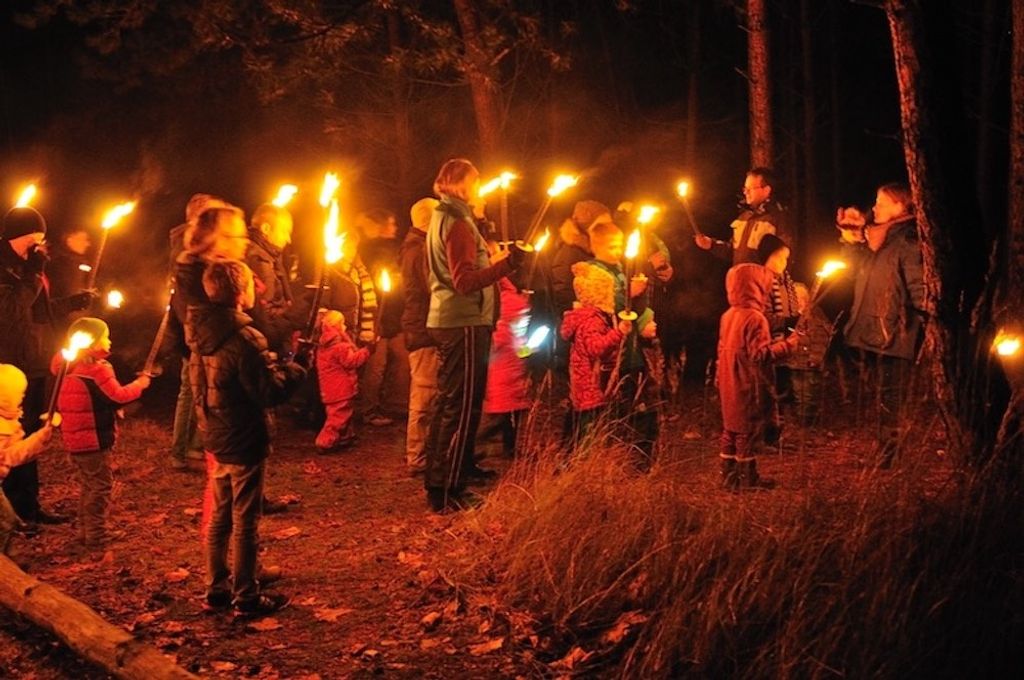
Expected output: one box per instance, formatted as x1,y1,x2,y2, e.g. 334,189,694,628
500,190,510,250
86,230,109,290
304,266,328,340
142,308,171,375
524,196,552,244
680,198,703,237
46,361,69,424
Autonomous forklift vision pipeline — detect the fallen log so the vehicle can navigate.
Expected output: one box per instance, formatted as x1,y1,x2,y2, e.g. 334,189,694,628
0,555,198,680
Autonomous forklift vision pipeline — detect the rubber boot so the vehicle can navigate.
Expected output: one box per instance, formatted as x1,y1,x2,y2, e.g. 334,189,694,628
720,455,739,491
740,458,775,490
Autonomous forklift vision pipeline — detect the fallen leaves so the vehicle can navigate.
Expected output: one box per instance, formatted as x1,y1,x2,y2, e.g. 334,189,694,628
210,660,238,672
271,526,302,541
247,618,283,632
397,551,424,568
600,610,648,645
420,611,442,631
164,567,190,583
468,637,505,656
313,607,353,623
551,646,594,671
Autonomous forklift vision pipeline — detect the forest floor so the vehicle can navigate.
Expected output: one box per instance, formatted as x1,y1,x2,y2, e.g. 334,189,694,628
0,385,950,680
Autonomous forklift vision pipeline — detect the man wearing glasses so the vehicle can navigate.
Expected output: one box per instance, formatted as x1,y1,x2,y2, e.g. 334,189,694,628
694,167,787,265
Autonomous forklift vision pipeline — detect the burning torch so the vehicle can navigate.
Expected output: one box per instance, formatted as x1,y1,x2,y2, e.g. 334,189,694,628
675,180,705,237
621,228,642,320
271,184,298,208
376,268,392,334
303,172,344,341
87,201,136,289
14,183,37,209
524,174,578,243
47,331,95,424
479,171,517,249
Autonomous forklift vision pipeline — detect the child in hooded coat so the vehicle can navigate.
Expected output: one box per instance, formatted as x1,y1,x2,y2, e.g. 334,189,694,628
560,261,633,451
54,317,150,549
316,310,371,451
717,264,796,489
478,277,532,458
0,364,53,554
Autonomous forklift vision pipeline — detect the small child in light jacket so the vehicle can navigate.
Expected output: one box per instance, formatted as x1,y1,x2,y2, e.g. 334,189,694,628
54,317,150,550
316,310,371,452
0,364,53,554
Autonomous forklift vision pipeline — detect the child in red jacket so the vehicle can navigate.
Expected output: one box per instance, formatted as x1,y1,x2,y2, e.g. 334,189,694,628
560,261,633,451
316,310,371,452
54,317,150,549
716,264,796,490
478,277,532,458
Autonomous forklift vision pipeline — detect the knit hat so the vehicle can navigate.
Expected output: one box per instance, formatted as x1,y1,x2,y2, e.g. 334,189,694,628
67,317,110,347
571,261,616,315
0,364,28,417
571,201,611,231
2,206,47,240
756,233,789,265
410,198,439,230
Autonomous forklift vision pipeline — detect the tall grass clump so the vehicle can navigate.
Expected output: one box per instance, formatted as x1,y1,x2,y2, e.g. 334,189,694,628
459,423,1024,678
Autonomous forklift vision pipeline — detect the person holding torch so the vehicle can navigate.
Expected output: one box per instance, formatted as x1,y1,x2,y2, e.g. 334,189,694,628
422,158,527,513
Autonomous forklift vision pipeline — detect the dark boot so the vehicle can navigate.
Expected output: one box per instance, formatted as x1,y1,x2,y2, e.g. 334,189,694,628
720,456,739,491
740,459,775,490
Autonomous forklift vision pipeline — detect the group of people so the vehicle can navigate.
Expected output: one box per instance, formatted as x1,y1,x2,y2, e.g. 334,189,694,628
0,159,926,617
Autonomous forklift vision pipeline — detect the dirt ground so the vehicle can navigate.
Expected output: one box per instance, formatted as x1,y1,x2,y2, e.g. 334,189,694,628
0,379,948,679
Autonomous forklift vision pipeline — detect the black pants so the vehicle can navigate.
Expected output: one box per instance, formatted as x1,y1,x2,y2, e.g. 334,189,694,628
857,351,911,453
2,377,46,521
424,326,491,492
477,410,524,458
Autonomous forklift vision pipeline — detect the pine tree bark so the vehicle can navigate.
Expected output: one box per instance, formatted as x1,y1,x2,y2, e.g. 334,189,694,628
452,0,503,161
747,0,773,167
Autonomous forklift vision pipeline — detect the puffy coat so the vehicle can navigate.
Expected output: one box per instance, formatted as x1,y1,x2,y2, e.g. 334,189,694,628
400,227,432,351
0,242,55,378
187,304,305,465
717,264,791,433
246,232,296,352
484,279,531,414
561,305,625,411
0,416,49,482
317,322,370,404
712,201,788,265
169,252,209,356
53,349,145,453
550,219,592,317
843,219,926,360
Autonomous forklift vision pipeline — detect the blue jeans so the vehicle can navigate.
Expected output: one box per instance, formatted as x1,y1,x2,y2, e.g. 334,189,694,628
206,460,265,605
171,359,202,463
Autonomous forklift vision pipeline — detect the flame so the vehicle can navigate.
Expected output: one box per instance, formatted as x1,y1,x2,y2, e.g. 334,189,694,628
106,290,124,309
625,229,641,259
676,180,690,199
479,171,517,197
272,184,298,207
637,204,661,225
994,331,1021,358
526,325,550,350
61,331,95,362
815,260,848,279
547,174,579,198
323,199,345,265
15,184,37,208
78,263,93,273
533,229,551,253
101,201,136,230
319,172,340,208
379,268,392,293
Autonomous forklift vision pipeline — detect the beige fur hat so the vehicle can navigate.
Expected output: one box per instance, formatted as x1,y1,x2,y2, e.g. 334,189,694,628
571,261,616,315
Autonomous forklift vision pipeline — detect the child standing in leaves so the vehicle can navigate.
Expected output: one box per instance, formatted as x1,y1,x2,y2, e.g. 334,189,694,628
560,261,633,450
54,317,150,552
316,309,371,453
0,364,53,555
188,260,305,616
716,263,797,490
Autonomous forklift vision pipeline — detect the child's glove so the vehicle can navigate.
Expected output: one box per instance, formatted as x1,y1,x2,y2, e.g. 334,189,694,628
38,423,54,444
640,320,658,340
293,339,315,370
507,242,529,270
616,318,633,335
136,374,152,390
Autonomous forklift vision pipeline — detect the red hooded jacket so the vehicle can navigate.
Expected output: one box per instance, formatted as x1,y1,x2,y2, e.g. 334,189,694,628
52,350,145,453
483,278,531,414
317,323,370,404
560,306,625,411
717,264,791,434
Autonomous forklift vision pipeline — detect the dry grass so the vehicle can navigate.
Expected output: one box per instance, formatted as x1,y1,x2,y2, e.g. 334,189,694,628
455,415,1024,678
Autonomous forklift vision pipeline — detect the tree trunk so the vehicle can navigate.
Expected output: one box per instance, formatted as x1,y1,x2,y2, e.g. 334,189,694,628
684,0,701,171
975,0,997,237
828,0,843,204
452,0,503,161
0,556,197,680
747,0,773,167
800,0,817,239
386,9,413,202
885,0,998,461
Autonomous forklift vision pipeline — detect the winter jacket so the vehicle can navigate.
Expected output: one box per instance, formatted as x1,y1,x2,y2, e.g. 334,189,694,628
169,251,210,356
246,232,297,351
781,305,834,371
317,322,370,404
843,219,926,361
712,201,788,265
187,304,305,465
561,305,626,411
551,219,592,317
765,271,799,341
53,349,145,453
0,241,55,378
717,264,791,434
426,197,511,328
0,414,49,482
484,279,532,414
360,237,404,339
400,227,433,351
325,257,377,344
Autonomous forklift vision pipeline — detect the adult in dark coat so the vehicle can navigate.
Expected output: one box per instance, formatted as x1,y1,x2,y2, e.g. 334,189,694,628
837,183,926,467
0,207,88,526
695,167,789,265
246,204,299,354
